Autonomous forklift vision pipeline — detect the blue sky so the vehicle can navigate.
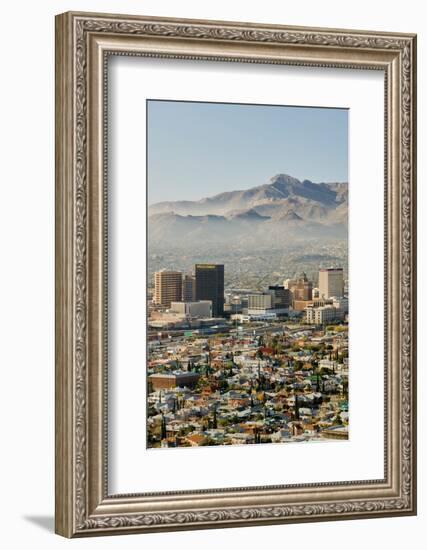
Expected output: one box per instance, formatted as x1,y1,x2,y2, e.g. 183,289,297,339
147,100,348,204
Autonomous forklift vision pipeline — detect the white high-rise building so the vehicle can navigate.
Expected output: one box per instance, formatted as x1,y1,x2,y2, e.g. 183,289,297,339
247,293,272,310
318,268,344,299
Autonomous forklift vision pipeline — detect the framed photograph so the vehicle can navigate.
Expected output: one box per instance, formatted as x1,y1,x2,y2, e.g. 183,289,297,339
55,11,417,537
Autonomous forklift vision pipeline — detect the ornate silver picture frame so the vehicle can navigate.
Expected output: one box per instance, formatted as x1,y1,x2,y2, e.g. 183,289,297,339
55,11,417,537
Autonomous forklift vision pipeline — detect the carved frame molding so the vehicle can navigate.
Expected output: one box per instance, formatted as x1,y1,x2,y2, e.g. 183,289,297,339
55,12,416,537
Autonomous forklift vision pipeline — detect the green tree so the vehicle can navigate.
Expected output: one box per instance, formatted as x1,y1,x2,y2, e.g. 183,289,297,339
161,413,167,440
212,406,218,429
294,394,300,420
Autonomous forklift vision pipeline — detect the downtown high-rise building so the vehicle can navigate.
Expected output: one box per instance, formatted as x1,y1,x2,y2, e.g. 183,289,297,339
247,293,273,310
268,285,291,309
318,268,344,299
288,272,313,302
153,270,183,307
182,274,196,302
195,264,224,317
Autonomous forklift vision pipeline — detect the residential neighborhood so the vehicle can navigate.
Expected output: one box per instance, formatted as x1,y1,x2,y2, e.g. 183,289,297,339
147,265,349,448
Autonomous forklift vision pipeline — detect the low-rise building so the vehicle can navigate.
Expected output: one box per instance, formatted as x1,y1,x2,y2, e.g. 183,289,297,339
149,371,200,390
305,304,345,324
321,426,348,440
170,300,212,318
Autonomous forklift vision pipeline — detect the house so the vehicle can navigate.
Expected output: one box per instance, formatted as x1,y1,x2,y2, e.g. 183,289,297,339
185,433,208,446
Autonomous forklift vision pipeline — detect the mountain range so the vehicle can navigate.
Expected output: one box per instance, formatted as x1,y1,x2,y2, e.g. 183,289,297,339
148,174,348,246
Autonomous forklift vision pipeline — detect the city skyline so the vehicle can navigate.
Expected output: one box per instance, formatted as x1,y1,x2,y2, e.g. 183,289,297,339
148,261,348,448
147,100,348,205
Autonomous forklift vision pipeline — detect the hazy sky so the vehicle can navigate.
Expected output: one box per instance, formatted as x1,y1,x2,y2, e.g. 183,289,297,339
147,100,348,205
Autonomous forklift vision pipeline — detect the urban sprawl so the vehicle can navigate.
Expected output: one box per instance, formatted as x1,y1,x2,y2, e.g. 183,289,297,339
148,265,348,448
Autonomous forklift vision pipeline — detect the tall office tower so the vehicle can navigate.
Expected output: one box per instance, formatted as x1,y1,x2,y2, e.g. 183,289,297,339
195,264,224,317
182,274,196,302
318,268,344,299
268,285,291,309
153,270,183,307
290,272,313,301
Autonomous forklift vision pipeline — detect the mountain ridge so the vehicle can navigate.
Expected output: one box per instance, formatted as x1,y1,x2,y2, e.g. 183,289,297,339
149,173,348,219
148,173,348,247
